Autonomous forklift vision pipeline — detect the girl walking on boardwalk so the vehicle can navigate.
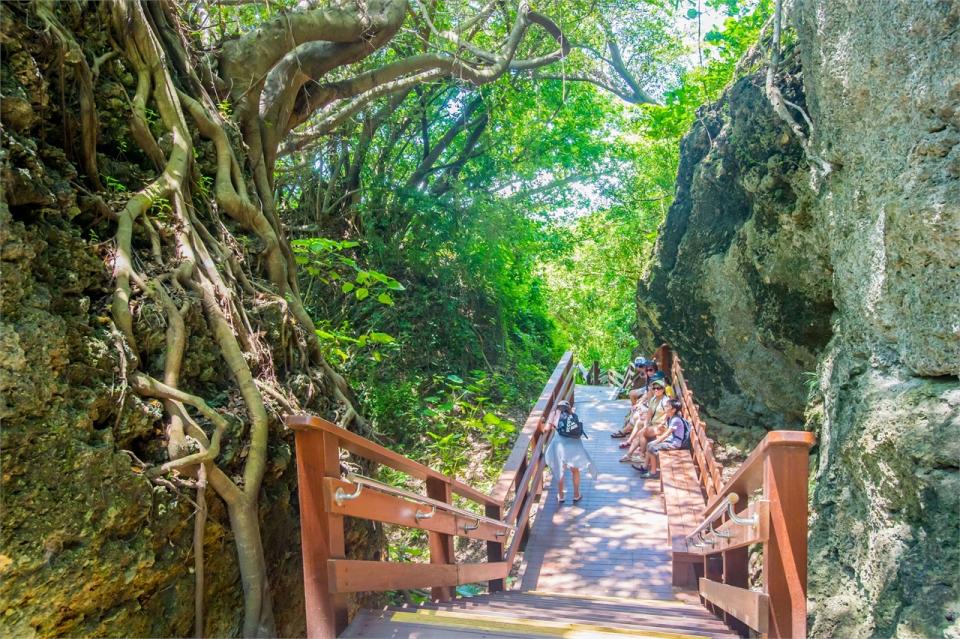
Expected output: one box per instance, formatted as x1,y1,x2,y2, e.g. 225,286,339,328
545,399,598,504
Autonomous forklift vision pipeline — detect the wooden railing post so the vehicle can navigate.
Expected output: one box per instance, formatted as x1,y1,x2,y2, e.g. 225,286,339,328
763,442,812,638
426,477,455,602
722,491,751,637
294,429,347,639
485,503,504,592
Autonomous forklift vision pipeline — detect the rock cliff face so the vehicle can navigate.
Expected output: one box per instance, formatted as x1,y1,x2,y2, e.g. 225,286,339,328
636,65,833,429
637,1,959,636
796,2,959,636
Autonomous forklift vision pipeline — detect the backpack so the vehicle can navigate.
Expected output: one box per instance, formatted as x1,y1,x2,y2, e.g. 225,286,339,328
677,417,692,450
557,411,587,439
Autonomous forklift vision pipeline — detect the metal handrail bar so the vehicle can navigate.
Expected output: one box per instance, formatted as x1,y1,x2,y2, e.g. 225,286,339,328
344,473,515,530
685,494,739,542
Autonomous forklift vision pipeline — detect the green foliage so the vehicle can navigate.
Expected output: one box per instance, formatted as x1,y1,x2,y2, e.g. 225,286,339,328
541,0,770,372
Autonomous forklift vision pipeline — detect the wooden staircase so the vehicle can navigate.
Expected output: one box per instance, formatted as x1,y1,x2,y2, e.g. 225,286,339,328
342,591,738,638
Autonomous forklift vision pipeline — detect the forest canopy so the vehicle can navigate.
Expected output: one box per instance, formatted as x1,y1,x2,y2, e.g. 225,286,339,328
0,0,768,635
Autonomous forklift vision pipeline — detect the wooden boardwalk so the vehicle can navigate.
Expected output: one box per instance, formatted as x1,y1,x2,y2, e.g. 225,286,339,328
519,384,677,600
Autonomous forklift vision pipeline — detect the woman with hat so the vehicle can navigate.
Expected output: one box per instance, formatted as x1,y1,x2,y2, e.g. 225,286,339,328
618,378,670,462
544,399,597,504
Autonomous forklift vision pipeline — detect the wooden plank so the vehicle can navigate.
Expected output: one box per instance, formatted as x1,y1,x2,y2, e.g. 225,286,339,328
491,353,572,504
505,455,546,565
328,560,508,593
294,429,348,638
699,579,769,634
764,444,812,638
329,560,458,593
457,561,510,584
427,477,455,602
702,431,816,514
504,431,547,525
287,414,498,507
485,503,505,592
321,477,511,543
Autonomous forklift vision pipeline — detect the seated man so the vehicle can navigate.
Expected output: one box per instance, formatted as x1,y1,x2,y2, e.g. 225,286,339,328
634,399,687,479
618,379,670,461
614,357,648,401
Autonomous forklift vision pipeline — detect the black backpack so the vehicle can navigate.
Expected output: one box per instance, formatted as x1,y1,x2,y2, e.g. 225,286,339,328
557,411,587,439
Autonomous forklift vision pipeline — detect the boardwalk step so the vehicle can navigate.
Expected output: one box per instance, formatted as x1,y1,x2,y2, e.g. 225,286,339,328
352,606,728,638
418,599,733,636
461,592,727,623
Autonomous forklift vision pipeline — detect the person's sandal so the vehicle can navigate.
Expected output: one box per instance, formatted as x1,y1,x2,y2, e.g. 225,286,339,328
619,442,630,449
557,493,565,504
631,463,647,473
610,430,627,439
619,455,638,462
573,494,583,503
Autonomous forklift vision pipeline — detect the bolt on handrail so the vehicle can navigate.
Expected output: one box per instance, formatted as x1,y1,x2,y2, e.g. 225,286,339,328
341,472,515,530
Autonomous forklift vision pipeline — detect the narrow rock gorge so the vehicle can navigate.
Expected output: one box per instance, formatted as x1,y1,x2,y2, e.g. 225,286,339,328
637,1,959,635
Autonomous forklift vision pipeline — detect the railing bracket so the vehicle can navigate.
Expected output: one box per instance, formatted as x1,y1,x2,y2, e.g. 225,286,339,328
463,517,480,532
414,506,436,521
710,520,733,539
334,481,363,506
727,501,759,526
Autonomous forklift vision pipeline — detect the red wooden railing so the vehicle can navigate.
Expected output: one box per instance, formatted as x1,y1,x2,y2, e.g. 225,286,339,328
286,352,574,638
667,350,815,638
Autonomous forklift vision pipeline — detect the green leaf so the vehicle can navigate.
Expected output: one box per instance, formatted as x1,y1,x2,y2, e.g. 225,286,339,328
369,332,395,344
355,287,369,300
376,293,394,306
482,412,502,425
341,282,355,294
687,8,699,18
386,279,406,291
446,374,464,385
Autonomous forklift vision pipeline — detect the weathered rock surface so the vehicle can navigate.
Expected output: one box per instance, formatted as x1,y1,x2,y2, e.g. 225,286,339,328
637,1,959,636
796,1,960,636
636,65,833,429
0,7,309,637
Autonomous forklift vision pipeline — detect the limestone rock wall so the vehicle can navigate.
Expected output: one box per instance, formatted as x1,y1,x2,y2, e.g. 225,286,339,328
636,1,959,635
795,1,959,636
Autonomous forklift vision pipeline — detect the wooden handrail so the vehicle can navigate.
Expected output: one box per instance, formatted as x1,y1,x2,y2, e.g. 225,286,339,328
288,351,576,638
668,347,816,639
702,430,816,514
287,414,499,508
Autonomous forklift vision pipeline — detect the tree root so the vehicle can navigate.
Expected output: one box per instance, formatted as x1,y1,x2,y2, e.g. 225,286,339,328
765,0,832,181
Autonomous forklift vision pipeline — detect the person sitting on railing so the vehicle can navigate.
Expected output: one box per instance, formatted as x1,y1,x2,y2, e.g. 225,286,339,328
618,379,671,462
613,356,647,401
544,399,597,505
633,399,687,480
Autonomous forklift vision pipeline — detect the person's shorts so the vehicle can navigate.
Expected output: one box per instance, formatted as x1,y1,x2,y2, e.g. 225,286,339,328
649,441,680,454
